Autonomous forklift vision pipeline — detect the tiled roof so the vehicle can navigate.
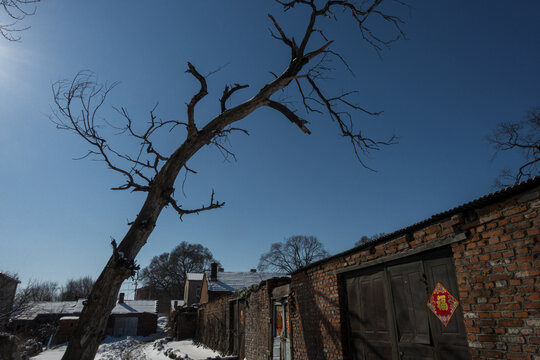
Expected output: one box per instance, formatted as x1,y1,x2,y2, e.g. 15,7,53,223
206,271,287,292
294,176,540,274
186,273,204,281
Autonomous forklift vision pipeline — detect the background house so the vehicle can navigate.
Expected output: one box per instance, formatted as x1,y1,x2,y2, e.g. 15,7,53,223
199,264,284,303
0,272,20,327
14,293,158,344
184,273,204,306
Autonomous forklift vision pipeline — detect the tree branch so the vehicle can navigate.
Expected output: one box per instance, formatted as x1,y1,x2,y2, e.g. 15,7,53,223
167,189,225,221
266,99,311,134
220,83,249,113
185,62,208,138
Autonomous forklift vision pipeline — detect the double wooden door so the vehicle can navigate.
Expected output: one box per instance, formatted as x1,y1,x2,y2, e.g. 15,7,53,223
231,299,245,359
345,248,470,360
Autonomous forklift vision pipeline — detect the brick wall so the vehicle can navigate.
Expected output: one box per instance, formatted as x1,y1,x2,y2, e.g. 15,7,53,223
195,279,289,359
454,191,540,359
195,293,234,355
244,282,273,360
290,182,539,360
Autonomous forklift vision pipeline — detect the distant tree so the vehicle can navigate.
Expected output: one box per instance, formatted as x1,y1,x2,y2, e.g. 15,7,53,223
22,279,59,302
355,232,386,247
139,241,218,299
258,235,329,274
52,1,406,358
59,276,94,301
488,107,540,187
0,0,40,41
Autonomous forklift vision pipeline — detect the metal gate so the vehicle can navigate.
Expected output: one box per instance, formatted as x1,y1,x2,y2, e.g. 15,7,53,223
345,247,470,360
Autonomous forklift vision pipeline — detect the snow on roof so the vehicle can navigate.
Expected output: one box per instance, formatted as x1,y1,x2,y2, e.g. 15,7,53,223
186,273,204,281
15,302,78,320
15,299,157,320
205,271,287,292
112,300,157,314
59,316,79,320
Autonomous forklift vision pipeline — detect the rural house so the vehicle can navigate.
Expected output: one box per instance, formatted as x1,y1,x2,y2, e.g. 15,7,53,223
289,177,539,360
194,276,291,360
15,293,158,344
184,272,204,306
200,263,284,303
192,177,539,360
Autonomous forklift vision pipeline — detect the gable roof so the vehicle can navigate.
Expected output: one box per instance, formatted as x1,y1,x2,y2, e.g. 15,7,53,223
205,271,287,292
15,299,157,320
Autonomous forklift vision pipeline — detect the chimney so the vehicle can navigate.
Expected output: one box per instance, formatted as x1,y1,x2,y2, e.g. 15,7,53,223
210,263,218,281
250,269,257,273
118,293,125,303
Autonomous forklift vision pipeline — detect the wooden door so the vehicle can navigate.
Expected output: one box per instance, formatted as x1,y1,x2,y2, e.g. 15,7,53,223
232,299,246,359
345,248,470,360
387,261,434,359
346,267,394,360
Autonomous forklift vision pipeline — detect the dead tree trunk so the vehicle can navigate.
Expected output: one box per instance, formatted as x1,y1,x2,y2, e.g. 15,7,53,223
53,2,405,358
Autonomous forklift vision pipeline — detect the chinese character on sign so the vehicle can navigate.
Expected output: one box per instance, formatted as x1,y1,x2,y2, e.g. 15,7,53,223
427,282,459,327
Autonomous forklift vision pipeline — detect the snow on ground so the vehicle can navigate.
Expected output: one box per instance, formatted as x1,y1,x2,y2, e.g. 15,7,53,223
142,338,226,360
31,316,228,360
32,338,226,360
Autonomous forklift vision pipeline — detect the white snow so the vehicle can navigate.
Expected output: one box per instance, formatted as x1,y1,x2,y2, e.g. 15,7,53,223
144,339,224,359
31,338,225,360
31,316,230,360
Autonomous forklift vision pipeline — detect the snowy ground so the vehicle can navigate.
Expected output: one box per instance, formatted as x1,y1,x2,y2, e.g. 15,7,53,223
31,338,225,360
31,317,229,360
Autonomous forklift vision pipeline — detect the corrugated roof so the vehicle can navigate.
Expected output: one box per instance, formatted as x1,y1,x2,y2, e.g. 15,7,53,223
294,176,540,274
186,273,204,281
206,271,287,292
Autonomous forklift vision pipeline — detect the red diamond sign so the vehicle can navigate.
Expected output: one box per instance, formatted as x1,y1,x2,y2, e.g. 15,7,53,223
427,282,459,327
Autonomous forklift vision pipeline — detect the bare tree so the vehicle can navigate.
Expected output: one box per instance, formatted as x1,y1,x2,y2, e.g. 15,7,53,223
139,242,218,299
258,235,329,273
20,279,58,302
51,2,405,358
0,0,40,41
59,276,94,301
488,107,540,187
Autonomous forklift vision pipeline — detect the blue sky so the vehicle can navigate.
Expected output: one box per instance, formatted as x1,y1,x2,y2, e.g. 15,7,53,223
1,1,538,291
